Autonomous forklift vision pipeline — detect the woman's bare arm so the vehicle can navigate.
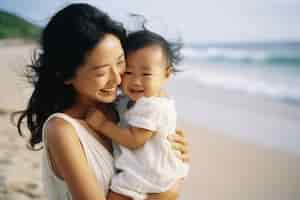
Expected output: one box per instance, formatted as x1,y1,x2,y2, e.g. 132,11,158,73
46,117,106,200
147,178,184,200
107,191,132,200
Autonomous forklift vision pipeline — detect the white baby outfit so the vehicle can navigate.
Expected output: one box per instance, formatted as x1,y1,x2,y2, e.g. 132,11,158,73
111,96,189,200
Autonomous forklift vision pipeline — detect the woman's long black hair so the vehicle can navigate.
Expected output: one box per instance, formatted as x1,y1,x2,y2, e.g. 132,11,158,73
14,3,126,150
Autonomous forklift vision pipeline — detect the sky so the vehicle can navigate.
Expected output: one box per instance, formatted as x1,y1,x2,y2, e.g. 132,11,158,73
0,0,300,43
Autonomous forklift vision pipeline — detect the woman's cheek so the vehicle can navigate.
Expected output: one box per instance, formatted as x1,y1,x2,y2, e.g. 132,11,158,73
94,76,107,88
120,64,126,74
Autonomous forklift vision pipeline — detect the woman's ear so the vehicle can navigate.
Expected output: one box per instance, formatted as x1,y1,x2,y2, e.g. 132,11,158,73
64,79,73,85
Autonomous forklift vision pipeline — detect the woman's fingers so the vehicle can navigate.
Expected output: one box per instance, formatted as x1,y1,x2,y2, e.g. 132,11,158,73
171,142,188,154
171,142,190,163
175,151,190,163
175,129,184,136
169,129,190,163
169,132,188,146
168,129,190,163
180,153,190,163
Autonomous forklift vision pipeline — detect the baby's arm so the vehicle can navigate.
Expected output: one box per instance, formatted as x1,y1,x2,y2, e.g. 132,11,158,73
86,109,153,149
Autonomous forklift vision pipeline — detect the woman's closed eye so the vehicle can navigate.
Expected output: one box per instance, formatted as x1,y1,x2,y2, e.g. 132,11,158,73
143,73,153,76
94,69,108,77
124,71,132,75
95,70,106,77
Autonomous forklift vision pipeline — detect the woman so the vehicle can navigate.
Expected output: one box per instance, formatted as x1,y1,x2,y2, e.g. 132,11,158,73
15,3,189,200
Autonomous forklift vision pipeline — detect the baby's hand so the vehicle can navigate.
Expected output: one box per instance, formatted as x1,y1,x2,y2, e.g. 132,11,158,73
86,108,108,131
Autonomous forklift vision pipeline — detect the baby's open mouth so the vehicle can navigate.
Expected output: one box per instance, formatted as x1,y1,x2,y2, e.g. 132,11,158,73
130,89,144,94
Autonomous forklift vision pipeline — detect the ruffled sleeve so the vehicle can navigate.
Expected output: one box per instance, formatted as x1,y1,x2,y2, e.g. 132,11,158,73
124,97,161,131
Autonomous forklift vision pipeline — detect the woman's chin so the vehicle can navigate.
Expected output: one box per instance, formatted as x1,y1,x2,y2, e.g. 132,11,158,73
96,94,117,103
96,90,118,102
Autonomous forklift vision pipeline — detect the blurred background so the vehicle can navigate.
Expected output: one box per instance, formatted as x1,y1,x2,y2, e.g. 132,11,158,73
0,0,299,199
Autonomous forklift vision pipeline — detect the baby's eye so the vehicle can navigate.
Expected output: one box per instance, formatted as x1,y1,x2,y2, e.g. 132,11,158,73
124,71,132,75
143,73,152,76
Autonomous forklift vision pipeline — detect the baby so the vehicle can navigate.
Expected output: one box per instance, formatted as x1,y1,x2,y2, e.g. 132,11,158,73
87,30,189,200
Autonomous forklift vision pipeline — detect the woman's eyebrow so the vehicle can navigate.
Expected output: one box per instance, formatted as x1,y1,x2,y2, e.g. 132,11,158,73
91,64,110,70
91,54,124,70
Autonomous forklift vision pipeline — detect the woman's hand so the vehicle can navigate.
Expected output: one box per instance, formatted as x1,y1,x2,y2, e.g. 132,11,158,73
107,191,132,200
147,178,184,200
168,129,190,163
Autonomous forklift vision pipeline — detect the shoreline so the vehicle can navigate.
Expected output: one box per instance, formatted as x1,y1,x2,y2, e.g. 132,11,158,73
167,73,300,155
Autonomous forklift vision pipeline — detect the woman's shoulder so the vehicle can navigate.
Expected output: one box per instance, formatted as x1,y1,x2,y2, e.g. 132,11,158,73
45,113,76,132
46,115,74,133
42,113,106,196
44,113,79,148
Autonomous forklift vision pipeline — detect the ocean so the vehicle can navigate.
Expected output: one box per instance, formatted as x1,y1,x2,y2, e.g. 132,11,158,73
166,41,300,154
181,41,300,104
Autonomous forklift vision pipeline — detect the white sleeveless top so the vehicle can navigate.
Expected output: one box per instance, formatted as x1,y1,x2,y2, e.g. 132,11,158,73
41,113,115,200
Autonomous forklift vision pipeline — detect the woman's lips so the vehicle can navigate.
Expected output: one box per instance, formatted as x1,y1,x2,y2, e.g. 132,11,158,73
100,87,117,94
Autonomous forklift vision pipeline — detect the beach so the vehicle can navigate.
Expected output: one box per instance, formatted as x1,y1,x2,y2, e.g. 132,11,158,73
179,122,300,200
0,41,45,199
0,41,300,200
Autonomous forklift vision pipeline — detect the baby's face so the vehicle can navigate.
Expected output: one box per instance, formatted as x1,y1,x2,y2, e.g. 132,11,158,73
122,45,170,101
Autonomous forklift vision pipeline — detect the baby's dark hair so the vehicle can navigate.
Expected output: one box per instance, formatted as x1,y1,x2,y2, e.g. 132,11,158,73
124,30,183,73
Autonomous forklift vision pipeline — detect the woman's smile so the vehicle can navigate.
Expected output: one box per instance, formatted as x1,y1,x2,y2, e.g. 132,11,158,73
100,86,117,94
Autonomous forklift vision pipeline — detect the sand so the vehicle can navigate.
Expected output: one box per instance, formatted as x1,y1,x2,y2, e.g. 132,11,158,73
179,122,300,200
0,41,46,200
0,41,299,200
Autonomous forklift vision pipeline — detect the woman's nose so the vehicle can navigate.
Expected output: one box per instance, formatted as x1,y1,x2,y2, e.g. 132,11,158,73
110,66,122,85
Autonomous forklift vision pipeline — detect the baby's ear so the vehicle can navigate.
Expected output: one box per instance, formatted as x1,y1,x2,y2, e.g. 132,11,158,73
166,66,172,78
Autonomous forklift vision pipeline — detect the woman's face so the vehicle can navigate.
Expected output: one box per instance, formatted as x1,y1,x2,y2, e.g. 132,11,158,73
67,34,125,105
